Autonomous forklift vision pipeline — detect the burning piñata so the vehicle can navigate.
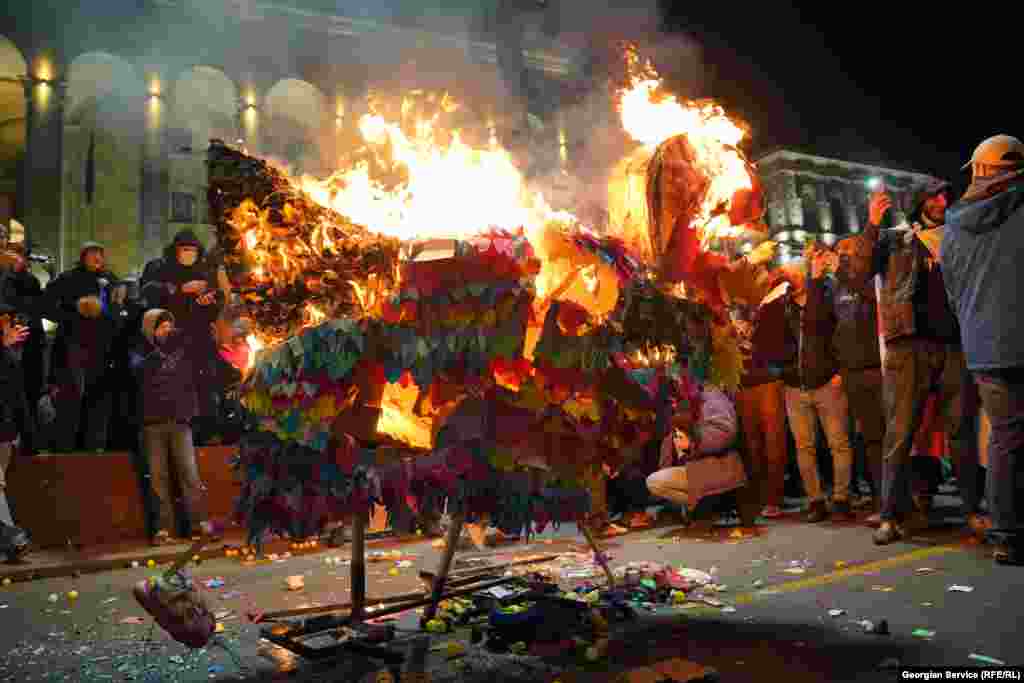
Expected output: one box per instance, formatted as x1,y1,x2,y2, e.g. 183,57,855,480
209,46,767,542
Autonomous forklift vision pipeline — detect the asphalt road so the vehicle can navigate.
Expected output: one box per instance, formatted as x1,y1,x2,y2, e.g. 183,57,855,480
1,501,1021,683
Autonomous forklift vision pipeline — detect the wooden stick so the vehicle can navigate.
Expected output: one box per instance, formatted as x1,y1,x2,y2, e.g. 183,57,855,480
259,573,511,622
579,523,616,587
260,554,563,623
423,511,464,621
421,554,562,584
349,510,368,622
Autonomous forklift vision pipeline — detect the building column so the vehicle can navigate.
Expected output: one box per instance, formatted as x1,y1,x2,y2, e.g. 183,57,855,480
21,54,66,265
141,73,169,268
783,172,802,227
238,91,260,158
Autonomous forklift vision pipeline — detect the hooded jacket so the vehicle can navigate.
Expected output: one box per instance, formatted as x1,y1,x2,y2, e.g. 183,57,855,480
132,308,199,424
140,230,223,326
941,173,1024,371
43,242,122,375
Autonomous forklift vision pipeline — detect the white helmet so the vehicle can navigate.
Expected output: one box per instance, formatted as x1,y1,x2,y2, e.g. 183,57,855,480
962,134,1024,173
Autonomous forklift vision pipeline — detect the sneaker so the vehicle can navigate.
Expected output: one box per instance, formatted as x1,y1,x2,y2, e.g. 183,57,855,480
804,501,828,523
150,530,173,547
994,544,1024,566
625,511,654,529
873,521,904,545
831,500,855,521
760,505,784,518
0,523,30,562
852,495,875,510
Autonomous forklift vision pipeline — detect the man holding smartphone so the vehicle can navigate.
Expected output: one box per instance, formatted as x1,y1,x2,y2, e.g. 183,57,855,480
848,180,976,545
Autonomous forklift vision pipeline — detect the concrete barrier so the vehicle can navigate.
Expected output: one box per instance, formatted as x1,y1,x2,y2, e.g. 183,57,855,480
5,447,241,548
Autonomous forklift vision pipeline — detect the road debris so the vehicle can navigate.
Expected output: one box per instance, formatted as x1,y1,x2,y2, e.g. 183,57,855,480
947,585,974,593
969,654,1005,666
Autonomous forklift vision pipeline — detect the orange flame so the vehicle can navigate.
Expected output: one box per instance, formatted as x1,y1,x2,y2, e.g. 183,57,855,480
613,48,754,250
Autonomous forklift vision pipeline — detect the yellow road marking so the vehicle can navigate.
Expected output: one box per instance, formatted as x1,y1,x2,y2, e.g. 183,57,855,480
674,544,962,615
732,544,962,604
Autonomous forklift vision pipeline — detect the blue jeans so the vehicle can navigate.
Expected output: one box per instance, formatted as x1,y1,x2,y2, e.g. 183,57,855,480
974,370,1024,549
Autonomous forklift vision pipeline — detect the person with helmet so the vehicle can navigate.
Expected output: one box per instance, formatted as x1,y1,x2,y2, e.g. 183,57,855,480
850,176,979,546
942,134,1024,565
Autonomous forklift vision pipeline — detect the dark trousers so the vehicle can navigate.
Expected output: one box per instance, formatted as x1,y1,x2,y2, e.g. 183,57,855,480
55,366,113,452
880,339,970,522
973,370,1024,549
842,366,886,502
608,473,657,517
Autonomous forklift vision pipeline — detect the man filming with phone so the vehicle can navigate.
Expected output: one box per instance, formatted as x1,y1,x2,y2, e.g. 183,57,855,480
845,180,979,545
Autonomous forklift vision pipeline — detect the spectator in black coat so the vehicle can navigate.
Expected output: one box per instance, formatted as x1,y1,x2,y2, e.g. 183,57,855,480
43,242,126,452
0,303,31,561
140,231,224,436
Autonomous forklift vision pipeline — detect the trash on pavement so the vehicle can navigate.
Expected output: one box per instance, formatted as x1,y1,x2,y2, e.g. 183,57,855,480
912,629,935,639
828,609,846,617
120,617,146,624
969,654,1006,666
203,578,225,589
948,585,974,593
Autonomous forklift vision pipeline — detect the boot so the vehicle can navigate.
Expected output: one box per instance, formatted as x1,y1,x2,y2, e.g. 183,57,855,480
994,543,1023,566
0,522,30,562
804,500,828,523
873,521,904,545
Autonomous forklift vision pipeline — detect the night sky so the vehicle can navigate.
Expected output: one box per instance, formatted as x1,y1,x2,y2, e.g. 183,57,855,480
660,1,1017,188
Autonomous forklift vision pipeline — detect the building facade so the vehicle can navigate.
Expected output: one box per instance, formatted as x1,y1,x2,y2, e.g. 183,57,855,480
755,149,942,263
0,0,586,279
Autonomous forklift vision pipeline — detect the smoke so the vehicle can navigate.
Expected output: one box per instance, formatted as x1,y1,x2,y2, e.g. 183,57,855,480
22,0,713,226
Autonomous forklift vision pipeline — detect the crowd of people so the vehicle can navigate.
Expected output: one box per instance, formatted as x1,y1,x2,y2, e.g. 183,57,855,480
0,227,248,558
0,134,1021,568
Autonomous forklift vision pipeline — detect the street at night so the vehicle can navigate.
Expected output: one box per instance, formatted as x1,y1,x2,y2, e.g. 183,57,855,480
1,496,1021,682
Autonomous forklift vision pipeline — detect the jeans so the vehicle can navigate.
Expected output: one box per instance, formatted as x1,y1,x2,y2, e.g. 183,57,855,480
880,339,968,522
973,370,1024,549
842,367,885,501
736,381,787,508
142,422,206,535
784,378,855,503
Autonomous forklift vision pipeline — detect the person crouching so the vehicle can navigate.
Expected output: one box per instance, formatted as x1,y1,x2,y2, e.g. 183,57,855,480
132,309,207,546
646,387,746,522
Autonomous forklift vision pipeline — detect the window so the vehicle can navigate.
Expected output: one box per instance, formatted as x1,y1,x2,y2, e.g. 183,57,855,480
171,193,195,223
830,197,847,233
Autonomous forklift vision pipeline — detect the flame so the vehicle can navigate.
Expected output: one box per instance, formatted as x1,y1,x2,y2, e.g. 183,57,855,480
299,94,560,242
614,48,753,250
245,333,265,371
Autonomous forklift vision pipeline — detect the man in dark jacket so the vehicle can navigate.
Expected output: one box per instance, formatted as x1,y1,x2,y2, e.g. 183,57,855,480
0,232,45,453
854,181,975,544
733,298,789,519
942,134,1024,565
132,308,207,546
140,230,224,433
0,303,32,561
43,242,126,452
775,252,855,523
831,236,886,513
